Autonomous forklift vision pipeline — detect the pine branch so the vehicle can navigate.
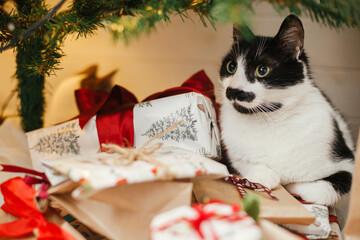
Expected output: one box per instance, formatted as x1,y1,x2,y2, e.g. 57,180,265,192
0,0,67,53
108,0,214,43
267,0,360,29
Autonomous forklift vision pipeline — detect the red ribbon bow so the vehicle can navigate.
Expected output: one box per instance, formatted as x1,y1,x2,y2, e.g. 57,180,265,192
222,175,279,200
0,177,76,239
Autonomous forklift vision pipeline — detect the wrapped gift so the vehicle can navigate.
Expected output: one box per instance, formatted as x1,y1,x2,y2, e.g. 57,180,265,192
42,145,229,240
193,176,316,225
26,70,221,173
150,200,262,240
42,146,229,191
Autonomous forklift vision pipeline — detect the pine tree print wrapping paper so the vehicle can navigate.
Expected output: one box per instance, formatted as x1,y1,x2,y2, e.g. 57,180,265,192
26,92,220,184
26,116,100,184
134,92,221,160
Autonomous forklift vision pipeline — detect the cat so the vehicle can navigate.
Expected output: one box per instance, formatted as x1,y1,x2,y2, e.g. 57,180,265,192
219,14,355,206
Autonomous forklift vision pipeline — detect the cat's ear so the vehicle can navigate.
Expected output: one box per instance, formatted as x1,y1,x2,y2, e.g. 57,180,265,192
233,25,254,42
233,25,241,42
274,14,304,60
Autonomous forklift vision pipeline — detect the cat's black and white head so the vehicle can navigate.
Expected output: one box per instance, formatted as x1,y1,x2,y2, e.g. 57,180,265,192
220,15,310,115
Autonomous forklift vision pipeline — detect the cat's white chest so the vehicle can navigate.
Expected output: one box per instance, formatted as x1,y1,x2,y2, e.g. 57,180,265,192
220,100,334,184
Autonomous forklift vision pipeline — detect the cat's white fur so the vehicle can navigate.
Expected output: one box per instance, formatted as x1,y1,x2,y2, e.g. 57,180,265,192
220,56,354,206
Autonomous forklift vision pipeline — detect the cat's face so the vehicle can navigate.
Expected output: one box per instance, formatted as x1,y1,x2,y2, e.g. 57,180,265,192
220,15,309,114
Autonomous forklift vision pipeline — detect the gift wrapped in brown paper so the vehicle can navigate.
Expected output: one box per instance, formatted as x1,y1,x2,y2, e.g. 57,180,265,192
193,176,316,225
343,130,360,240
43,145,229,240
49,180,193,240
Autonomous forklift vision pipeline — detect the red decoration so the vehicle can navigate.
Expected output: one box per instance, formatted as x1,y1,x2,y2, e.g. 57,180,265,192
222,175,279,200
74,70,217,150
0,177,76,239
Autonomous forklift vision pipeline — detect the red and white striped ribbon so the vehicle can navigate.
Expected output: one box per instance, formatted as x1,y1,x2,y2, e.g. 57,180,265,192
222,175,279,200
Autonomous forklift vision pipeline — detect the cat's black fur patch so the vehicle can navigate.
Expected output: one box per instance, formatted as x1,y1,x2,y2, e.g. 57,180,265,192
331,119,354,161
322,171,352,195
226,88,255,102
220,36,309,89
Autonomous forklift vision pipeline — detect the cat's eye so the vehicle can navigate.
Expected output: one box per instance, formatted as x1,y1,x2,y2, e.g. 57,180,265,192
226,61,237,74
255,65,270,78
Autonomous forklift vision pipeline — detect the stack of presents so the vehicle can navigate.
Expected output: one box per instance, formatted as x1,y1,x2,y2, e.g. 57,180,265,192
0,70,359,239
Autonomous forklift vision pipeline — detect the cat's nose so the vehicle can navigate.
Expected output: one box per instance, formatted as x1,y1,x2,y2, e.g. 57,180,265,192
226,88,255,102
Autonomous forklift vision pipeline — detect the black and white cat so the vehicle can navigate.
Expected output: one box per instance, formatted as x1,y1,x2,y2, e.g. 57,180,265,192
219,15,355,206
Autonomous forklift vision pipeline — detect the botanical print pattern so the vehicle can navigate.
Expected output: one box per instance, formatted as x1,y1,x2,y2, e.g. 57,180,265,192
137,101,153,108
32,122,80,156
141,105,198,142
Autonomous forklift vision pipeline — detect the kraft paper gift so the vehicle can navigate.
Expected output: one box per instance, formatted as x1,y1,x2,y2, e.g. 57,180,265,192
193,177,315,225
43,146,229,239
50,180,193,240
343,130,360,240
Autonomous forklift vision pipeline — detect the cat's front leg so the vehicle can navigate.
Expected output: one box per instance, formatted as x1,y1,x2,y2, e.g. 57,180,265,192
240,163,280,190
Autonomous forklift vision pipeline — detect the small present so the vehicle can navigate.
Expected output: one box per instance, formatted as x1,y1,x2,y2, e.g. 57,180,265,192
26,70,221,175
150,200,262,240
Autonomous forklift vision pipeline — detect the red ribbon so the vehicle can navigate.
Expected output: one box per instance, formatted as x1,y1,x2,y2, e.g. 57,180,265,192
222,175,279,200
0,177,76,239
1,164,50,200
74,70,216,149
0,164,49,183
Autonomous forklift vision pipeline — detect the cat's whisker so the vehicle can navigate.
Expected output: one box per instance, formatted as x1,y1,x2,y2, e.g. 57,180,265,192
253,105,272,123
258,105,274,124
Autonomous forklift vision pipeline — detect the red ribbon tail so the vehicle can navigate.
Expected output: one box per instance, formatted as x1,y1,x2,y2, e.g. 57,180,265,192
38,222,78,240
0,217,37,237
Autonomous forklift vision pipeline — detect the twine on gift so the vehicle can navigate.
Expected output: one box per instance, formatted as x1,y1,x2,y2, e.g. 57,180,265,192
101,120,184,178
222,175,279,200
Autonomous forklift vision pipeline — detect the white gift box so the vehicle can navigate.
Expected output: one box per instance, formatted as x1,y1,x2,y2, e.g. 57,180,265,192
134,92,220,159
42,146,229,189
150,201,262,240
27,116,100,171
26,92,221,173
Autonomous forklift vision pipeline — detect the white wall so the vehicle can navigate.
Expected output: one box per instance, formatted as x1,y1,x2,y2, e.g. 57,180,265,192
0,2,359,140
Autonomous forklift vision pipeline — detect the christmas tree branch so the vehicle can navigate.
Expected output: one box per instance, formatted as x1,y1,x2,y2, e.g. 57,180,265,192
0,0,67,53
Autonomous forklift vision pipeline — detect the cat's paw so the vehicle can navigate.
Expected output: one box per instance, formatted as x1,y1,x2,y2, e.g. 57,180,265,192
285,182,340,206
244,170,280,190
